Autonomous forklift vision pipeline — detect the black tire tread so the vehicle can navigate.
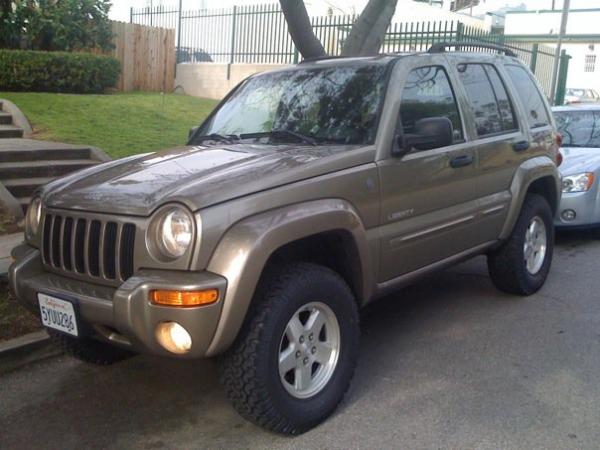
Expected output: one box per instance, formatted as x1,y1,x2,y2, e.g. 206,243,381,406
218,262,358,435
488,193,554,295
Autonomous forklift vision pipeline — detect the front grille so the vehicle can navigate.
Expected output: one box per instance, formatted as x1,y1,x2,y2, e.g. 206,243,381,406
42,212,136,283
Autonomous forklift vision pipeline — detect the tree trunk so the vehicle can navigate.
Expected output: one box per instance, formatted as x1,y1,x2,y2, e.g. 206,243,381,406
342,0,398,56
279,0,326,59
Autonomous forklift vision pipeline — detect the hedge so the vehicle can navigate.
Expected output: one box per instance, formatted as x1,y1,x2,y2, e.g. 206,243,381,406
0,49,120,94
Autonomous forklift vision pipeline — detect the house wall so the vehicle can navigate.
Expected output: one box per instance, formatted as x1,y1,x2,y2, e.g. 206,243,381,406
504,9,600,92
175,63,287,99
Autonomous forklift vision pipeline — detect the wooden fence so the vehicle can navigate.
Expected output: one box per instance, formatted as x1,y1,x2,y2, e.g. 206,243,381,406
111,21,175,92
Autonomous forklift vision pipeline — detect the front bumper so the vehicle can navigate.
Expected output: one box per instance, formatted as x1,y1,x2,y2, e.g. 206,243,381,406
9,244,227,359
554,189,600,228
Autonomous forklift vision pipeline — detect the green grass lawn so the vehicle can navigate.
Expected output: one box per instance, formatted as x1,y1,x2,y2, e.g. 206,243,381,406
0,285,40,341
0,92,219,159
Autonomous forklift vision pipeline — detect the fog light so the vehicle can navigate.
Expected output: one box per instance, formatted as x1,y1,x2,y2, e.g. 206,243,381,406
155,322,192,354
561,209,576,221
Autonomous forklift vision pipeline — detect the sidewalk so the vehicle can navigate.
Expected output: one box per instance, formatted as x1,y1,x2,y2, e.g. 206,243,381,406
0,232,22,277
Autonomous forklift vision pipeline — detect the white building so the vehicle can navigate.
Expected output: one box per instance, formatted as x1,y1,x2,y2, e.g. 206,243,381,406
504,8,600,92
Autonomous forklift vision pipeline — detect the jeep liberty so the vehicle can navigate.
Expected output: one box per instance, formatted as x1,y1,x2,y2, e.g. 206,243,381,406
10,43,561,434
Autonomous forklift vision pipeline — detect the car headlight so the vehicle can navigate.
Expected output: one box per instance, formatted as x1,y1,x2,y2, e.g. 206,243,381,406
562,172,595,193
25,196,42,241
148,205,194,260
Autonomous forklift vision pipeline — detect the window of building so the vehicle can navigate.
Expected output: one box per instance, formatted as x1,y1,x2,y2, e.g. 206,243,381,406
585,55,596,73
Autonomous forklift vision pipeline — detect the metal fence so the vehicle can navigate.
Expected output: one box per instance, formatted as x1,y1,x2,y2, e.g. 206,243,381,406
130,3,570,103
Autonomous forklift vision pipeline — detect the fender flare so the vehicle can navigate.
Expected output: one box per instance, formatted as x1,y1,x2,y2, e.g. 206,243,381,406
205,198,372,356
499,155,561,240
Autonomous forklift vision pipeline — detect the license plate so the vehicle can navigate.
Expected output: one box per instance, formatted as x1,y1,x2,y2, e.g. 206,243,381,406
38,293,79,337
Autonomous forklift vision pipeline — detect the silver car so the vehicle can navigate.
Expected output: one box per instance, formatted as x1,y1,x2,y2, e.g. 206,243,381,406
553,105,600,228
564,88,600,105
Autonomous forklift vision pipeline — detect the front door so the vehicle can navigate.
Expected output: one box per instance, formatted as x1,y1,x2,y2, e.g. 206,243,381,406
377,62,481,282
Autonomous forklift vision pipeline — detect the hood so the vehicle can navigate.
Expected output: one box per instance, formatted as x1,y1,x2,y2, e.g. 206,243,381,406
42,143,370,216
559,147,600,175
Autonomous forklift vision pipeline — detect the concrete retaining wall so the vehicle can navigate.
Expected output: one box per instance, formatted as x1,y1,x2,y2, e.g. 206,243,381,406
175,63,288,100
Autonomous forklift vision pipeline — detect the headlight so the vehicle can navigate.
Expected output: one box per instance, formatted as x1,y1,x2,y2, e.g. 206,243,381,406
25,197,42,241
148,205,194,260
562,173,595,193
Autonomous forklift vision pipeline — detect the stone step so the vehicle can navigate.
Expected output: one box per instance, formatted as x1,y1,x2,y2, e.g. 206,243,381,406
0,112,12,125
0,146,92,163
17,196,32,212
0,125,24,139
0,159,98,179
3,177,55,198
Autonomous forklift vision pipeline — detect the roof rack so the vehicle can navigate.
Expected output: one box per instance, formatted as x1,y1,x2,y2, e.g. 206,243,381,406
428,42,517,58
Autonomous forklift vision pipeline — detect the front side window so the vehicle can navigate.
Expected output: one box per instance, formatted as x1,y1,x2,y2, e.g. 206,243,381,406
399,66,464,144
198,63,388,145
457,63,517,137
505,65,550,129
555,110,600,148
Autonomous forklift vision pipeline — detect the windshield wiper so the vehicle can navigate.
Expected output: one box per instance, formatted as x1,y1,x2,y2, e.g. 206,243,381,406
191,133,240,145
240,130,317,146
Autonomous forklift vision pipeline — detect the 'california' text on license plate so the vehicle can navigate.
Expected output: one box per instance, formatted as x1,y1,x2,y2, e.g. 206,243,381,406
38,293,79,337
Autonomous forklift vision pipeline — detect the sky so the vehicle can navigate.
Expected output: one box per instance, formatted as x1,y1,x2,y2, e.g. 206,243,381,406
108,0,600,23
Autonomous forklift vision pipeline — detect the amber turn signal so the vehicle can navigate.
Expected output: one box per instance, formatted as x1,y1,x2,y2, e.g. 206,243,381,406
150,289,218,307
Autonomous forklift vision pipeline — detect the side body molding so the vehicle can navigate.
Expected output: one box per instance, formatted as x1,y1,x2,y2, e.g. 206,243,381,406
205,199,373,356
500,155,561,240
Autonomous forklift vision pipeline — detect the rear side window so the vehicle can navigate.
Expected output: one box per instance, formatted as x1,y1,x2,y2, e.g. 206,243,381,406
505,65,550,129
400,66,464,143
457,63,518,137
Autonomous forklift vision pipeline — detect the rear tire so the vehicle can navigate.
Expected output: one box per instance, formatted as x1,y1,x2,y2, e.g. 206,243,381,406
48,330,134,365
218,262,360,435
488,193,554,295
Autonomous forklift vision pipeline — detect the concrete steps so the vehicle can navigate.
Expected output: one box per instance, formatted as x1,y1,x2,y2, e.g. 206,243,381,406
0,125,24,139
0,139,110,216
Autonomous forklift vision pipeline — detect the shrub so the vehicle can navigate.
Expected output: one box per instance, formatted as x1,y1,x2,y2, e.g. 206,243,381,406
0,49,120,93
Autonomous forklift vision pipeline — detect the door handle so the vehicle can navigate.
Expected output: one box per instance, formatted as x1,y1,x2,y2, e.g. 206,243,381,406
513,140,530,152
450,154,474,168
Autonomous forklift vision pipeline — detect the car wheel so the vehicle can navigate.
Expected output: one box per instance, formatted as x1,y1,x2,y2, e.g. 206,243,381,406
488,193,554,295
218,262,360,435
48,330,134,365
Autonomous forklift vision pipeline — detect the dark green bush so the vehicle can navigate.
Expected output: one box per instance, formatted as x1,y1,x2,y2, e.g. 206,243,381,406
0,49,120,93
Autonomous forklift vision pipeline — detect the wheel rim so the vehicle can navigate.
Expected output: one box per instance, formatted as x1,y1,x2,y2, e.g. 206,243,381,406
278,302,341,399
524,216,547,275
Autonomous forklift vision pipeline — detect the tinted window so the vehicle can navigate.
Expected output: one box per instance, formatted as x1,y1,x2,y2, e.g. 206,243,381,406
457,63,517,136
400,66,463,144
506,65,550,129
199,64,388,145
555,110,600,148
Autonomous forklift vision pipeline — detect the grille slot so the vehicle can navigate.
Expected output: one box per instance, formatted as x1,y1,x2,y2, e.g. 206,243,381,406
41,212,136,284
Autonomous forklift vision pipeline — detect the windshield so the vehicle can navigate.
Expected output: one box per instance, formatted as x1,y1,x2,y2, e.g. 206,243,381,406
196,63,389,146
567,89,585,97
555,110,600,148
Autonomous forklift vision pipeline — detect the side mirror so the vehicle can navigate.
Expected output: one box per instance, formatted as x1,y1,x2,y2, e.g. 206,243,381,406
188,126,199,141
393,117,454,156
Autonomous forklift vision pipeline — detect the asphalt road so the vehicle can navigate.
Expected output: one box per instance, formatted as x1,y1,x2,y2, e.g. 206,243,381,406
2,231,600,450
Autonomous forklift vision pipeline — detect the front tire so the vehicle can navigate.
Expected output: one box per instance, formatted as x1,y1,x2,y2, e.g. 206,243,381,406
488,193,554,295
219,262,360,435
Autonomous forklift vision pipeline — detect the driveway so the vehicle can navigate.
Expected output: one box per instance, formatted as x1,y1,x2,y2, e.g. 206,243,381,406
1,232,599,449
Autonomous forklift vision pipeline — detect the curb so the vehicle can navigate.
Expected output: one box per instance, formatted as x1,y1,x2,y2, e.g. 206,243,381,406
0,330,61,374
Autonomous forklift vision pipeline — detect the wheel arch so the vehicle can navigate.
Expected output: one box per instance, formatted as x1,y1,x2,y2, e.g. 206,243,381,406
205,199,373,356
500,156,561,240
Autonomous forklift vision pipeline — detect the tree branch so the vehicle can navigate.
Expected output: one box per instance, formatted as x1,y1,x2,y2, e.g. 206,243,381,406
279,0,326,59
341,0,398,56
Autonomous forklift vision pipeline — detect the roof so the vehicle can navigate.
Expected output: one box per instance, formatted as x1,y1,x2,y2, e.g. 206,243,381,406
552,105,600,112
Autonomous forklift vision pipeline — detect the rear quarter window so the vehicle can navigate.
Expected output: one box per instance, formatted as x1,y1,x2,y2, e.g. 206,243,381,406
505,65,550,129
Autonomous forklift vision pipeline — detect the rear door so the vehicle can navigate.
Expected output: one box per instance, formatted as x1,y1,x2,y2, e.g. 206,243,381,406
377,57,482,281
448,59,528,242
